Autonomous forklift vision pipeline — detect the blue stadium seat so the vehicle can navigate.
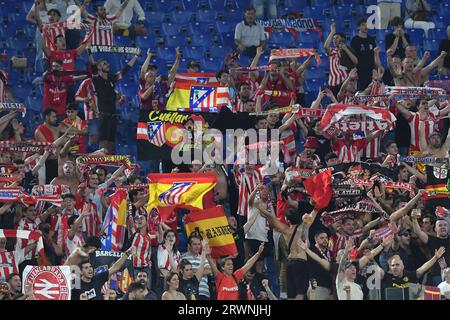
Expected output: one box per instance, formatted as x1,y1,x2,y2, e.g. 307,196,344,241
145,11,167,25
238,54,252,67
161,22,180,37
153,0,183,12
218,32,234,46
432,16,446,29
283,0,307,9
165,34,186,47
216,9,242,23
208,0,226,9
26,96,43,113
428,28,446,41
376,29,391,42
300,31,321,45
190,33,213,47
201,57,222,72
170,11,193,24
135,35,158,49
407,29,425,43
423,39,440,52
196,9,217,23
188,21,214,36
208,44,232,59
156,46,176,62
215,21,234,34
332,6,352,19
183,45,205,60
182,0,200,10
270,32,294,47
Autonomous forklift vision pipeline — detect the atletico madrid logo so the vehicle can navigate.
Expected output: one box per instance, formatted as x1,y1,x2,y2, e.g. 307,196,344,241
148,122,166,147
190,86,214,108
158,182,195,206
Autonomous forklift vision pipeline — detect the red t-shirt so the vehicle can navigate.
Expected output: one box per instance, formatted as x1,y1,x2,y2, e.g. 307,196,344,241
43,72,74,116
49,49,77,71
62,117,88,153
215,268,244,300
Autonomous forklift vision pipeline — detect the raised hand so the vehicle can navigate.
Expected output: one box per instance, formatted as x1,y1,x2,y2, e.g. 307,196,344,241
423,51,431,60
175,47,181,59
349,68,358,79
257,242,265,255
261,279,269,288
435,246,446,259
330,22,336,34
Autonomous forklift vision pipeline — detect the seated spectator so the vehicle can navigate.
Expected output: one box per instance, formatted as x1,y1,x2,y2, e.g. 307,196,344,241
234,7,266,58
405,0,435,37
438,267,450,299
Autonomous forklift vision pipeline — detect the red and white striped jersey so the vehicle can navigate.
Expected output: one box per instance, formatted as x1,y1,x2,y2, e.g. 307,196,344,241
0,249,24,281
131,232,157,268
328,48,348,87
76,78,98,120
50,211,76,249
233,167,264,217
42,22,66,52
86,14,118,46
328,230,363,261
15,217,42,260
64,233,85,257
76,199,100,238
331,138,367,163
362,135,382,159
408,112,439,151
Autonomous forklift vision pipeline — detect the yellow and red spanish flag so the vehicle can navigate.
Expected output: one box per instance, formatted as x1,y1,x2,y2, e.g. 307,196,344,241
147,172,216,211
185,206,237,258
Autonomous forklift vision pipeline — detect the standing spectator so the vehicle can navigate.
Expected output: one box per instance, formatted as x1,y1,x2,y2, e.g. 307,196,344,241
325,23,358,97
75,77,99,151
438,26,450,75
181,235,212,300
26,0,61,71
104,0,147,46
385,17,411,60
336,241,365,300
139,49,166,111
71,247,135,300
405,0,435,37
351,18,377,91
378,0,402,29
330,130,383,164
178,239,208,300
60,103,88,154
252,0,277,20
34,108,61,183
42,59,87,119
206,242,265,300
91,51,140,153
121,270,158,300
234,7,266,58
0,237,36,282
81,0,131,46
156,229,181,297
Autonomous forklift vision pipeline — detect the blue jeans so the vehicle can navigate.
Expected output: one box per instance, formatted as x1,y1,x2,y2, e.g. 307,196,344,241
252,0,277,19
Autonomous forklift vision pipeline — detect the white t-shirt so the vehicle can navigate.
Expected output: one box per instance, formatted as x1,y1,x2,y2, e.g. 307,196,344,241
245,203,270,242
336,277,364,300
438,281,450,295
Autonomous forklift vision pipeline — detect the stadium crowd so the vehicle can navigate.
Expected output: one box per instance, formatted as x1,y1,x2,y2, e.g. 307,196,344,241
0,0,450,301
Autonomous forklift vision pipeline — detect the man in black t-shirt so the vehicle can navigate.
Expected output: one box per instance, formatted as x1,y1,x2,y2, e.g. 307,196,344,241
351,18,377,91
412,216,450,285
308,230,333,300
382,249,445,299
71,247,136,300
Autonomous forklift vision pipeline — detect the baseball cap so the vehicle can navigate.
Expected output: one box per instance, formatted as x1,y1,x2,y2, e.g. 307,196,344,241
304,136,319,149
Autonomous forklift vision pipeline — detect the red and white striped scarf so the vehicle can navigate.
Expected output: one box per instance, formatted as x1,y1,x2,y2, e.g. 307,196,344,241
0,229,47,265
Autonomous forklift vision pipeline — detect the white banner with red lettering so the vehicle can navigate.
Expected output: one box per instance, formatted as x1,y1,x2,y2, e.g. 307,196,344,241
320,104,397,132
22,266,71,300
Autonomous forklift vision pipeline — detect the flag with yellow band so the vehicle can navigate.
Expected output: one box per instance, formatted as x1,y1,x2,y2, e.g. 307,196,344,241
185,206,237,258
147,172,216,211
